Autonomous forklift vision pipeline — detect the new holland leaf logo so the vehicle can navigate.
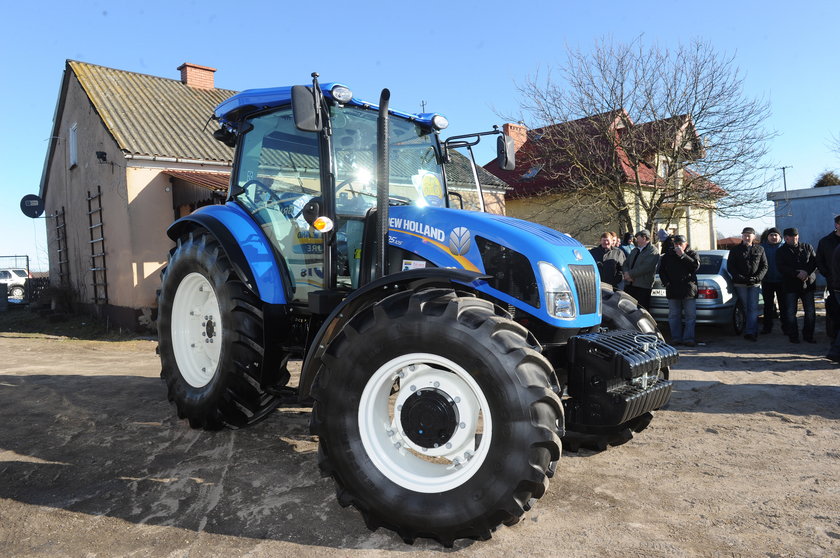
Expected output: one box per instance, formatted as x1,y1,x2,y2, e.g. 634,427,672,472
449,227,471,256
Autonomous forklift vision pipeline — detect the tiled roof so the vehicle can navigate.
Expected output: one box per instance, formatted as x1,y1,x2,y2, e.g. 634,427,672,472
69,60,236,163
484,110,712,199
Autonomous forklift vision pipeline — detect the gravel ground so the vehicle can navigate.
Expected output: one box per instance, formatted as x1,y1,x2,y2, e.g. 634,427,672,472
0,322,838,557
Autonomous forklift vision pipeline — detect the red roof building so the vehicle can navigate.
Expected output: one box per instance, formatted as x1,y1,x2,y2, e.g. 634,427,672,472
483,111,722,249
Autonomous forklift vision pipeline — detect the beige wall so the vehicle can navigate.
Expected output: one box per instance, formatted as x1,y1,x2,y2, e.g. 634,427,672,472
451,186,507,215
507,189,716,249
43,74,132,307
507,193,621,245
42,74,231,328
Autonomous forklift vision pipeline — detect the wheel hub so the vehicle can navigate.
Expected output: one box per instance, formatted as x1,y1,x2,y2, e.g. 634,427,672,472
400,388,458,448
205,317,216,340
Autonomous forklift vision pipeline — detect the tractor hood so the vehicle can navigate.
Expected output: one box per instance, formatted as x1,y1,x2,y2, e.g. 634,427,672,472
387,205,601,329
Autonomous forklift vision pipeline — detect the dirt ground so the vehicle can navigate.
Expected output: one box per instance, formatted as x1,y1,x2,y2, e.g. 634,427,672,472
0,321,838,557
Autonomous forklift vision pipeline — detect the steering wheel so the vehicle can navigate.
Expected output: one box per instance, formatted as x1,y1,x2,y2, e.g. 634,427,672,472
241,179,282,206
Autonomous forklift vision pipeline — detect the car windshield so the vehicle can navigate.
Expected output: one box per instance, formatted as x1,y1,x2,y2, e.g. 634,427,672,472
698,254,724,275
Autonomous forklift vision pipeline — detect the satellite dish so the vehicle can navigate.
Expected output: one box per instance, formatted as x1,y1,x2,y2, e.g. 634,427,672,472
20,194,45,218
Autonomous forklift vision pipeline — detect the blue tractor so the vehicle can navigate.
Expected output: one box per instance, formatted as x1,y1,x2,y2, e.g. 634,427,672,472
157,74,676,546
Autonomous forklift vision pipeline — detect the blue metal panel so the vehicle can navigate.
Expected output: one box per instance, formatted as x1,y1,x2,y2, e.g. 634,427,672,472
189,203,288,304
387,205,600,328
215,82,442,128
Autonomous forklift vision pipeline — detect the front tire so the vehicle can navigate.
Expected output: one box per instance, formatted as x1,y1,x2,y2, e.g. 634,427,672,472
310,288,562,546
9,286,24,298
157,230,285,429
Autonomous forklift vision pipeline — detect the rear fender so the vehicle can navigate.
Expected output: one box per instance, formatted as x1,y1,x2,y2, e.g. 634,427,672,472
167,203,290,304
297,268,489,401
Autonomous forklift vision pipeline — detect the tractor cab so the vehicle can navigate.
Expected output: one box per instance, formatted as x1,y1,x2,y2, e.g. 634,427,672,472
215,76,514,310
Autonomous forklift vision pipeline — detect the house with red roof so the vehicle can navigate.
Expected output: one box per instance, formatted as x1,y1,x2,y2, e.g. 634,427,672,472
484,110,722,249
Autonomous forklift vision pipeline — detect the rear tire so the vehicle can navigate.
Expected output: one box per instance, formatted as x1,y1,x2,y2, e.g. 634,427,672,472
157,230,285,429
731,301,746,335
310,288,562,546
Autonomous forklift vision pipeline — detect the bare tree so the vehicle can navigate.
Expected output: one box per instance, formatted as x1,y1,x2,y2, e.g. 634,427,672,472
508,37,775,235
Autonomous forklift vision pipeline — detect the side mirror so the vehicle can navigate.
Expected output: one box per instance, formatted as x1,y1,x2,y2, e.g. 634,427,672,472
497,134,516,171
292,85,322,132
301,198,321,226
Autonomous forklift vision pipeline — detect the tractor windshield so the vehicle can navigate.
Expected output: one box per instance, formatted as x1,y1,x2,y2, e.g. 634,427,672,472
332,106,445,217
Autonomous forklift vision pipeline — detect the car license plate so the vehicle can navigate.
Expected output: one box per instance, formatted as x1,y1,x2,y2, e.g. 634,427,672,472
651,288,666,297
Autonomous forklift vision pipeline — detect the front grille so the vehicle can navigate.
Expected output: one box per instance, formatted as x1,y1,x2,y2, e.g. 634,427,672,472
569,264,598,314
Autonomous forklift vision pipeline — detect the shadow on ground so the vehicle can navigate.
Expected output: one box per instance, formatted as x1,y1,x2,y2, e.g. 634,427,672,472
0,373,433,551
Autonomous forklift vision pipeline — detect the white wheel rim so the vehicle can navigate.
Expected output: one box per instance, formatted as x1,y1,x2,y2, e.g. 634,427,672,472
170,272,223,388
358,353,492,493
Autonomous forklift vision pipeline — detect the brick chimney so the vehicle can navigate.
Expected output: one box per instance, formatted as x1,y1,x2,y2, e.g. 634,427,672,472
503,122,528,152
177,63,216,89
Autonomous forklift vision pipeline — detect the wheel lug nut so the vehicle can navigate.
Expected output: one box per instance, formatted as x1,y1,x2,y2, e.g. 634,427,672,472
410,385,416,392
459,422,466,429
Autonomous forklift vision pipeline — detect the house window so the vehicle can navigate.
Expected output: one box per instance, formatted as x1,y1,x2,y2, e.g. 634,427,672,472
68,123,78,169
657,158,669,178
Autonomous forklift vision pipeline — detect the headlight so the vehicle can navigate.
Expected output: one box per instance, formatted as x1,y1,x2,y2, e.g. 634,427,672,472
331,85,353,104
538,261,576,319
432,114,449,130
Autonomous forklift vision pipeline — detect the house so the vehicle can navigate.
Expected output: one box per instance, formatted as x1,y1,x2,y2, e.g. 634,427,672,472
38,60,508,330
483,111,720,249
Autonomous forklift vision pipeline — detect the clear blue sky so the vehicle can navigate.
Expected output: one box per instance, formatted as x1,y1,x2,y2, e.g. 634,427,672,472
2,0,838,270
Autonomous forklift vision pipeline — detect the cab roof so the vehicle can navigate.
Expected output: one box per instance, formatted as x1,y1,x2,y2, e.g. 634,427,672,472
214,82,441,128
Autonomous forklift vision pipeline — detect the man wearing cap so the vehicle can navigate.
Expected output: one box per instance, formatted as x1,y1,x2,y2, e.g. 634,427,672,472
657,235,700,346
623,229,660,310
760,227,788,334
776,227,817,343
727,227,768,341
815,214,840,338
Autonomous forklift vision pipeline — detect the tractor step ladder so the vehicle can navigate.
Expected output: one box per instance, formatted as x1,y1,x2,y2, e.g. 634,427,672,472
87,186,108,305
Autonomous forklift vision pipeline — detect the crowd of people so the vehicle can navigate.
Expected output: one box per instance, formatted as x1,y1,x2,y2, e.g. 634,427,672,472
588,218,840,363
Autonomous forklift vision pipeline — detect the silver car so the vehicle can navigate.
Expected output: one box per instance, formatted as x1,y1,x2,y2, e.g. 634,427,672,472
648,250,751,335
0,268,29,298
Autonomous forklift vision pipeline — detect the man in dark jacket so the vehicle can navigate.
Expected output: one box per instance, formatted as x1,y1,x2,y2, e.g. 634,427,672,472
589,232,625,289
760,227,788,334
815,214,840,338
727,227,768,341
776,227,817,343
623,229,660,310
657,235,701,346
825,242,840,362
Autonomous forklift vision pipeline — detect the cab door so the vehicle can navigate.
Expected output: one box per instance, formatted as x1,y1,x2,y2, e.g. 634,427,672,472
232,108,326,305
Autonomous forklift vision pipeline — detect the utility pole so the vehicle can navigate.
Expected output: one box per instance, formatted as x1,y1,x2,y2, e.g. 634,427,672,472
777,165,792,192
420,100,427,112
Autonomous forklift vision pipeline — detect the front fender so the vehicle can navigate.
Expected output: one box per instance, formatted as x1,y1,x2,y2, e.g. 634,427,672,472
167,202,289,304
297,268,489,401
